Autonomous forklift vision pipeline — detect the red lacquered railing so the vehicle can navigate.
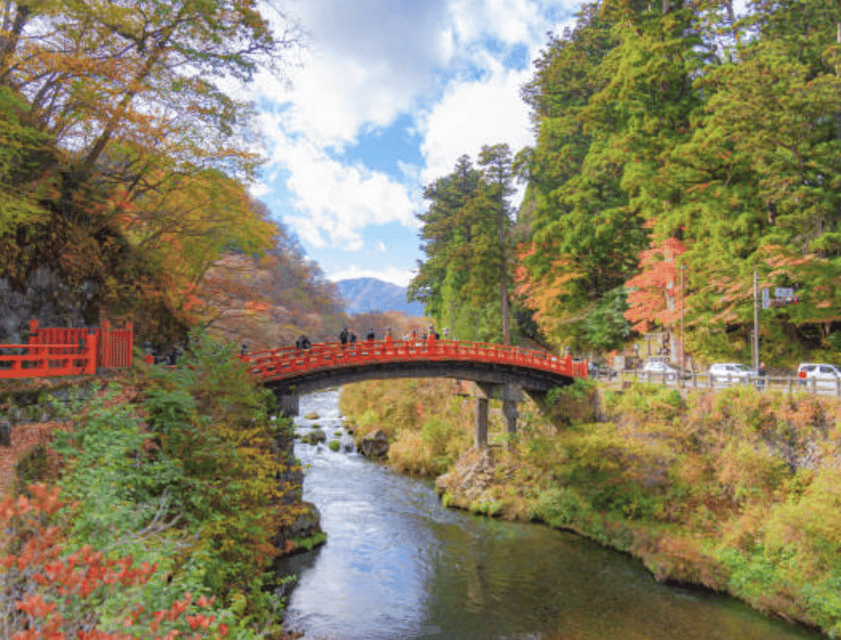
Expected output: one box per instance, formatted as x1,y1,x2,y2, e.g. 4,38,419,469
0,320,133,379
0,340,97,378
242,336,588,383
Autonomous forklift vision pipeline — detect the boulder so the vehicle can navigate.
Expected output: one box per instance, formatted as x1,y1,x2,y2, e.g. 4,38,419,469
359,429,389,458
286,500,323,540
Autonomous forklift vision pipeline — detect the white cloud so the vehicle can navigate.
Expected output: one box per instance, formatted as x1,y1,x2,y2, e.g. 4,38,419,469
376,241,387,252
418,61,535,185
448,0,544,48
259,121,417,249
252,0,578,269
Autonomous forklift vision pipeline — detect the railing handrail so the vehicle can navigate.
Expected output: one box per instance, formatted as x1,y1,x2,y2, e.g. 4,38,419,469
0,343,87,349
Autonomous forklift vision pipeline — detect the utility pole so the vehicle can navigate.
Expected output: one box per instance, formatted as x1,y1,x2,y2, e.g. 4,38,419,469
680,263,685,382
753,271,760,373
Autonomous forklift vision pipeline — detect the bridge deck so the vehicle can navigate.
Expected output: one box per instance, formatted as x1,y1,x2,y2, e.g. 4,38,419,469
243,338,587,390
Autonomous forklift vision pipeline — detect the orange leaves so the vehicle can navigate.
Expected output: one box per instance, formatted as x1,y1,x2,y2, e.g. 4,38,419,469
16,594,57,618
624,236,686,333
2,483,228,640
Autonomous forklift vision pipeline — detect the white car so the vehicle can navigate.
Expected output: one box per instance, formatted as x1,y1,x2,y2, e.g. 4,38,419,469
709,363,756,382
639,360,680,380
797,363,841,389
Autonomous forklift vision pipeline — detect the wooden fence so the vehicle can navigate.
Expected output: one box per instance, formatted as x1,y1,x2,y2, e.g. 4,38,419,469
0,320,133,379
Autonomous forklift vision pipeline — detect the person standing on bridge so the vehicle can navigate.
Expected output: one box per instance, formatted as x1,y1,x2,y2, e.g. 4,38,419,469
366,328,375,341
339,327,349,345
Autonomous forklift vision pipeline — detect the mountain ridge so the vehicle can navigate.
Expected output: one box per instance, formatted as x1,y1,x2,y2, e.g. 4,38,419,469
335,277,425,317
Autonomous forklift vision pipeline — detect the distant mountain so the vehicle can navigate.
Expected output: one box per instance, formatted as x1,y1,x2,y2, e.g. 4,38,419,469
335,278,426,317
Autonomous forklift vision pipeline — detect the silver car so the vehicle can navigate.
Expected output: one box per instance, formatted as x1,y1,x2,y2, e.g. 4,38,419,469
709,363,756,383
797,363,841,389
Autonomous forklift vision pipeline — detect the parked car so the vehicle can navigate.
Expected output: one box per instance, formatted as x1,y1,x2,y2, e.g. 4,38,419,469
639,360,680,380
796,363,841,388
709,362,756,383
588,362,617,379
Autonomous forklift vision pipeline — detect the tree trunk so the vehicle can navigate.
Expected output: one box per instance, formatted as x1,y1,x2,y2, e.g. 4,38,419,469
500,275,510,345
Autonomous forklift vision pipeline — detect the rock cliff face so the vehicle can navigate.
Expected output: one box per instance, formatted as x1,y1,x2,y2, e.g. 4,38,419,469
0,267,98,342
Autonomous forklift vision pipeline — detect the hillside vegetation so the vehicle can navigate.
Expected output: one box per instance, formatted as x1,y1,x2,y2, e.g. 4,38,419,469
0,0,352,352
2,337,306,639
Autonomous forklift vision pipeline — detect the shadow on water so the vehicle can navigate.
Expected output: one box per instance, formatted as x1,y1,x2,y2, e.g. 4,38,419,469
275,390,824,640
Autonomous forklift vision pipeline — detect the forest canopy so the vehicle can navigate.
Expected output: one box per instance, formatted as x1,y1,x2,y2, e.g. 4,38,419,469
412,0,841,366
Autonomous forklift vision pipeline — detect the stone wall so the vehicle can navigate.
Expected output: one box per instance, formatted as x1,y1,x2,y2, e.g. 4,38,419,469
0,267,99,342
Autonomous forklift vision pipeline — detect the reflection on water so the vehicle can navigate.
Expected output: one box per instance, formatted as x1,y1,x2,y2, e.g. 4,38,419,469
275,390,822,640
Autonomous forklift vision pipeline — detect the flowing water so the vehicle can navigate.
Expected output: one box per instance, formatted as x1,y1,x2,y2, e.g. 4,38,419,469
275,390,824,640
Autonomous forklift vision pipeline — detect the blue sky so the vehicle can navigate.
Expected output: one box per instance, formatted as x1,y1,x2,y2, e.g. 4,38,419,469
250,0,584,287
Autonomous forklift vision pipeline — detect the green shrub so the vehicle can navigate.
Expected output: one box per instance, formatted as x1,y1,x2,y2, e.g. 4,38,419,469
535,487,587,528
328,440,341,452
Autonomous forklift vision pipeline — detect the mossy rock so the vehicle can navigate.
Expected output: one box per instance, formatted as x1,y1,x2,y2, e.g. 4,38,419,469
304,411,320,420
300,429,327,445
328,440,341,452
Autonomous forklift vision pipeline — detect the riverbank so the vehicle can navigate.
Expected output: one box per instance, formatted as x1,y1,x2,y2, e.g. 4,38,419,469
0,338,318,639
339,377,841,637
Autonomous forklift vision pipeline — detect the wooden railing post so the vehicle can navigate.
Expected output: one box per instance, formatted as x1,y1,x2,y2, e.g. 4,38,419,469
84,331,98,374
28,319,39,345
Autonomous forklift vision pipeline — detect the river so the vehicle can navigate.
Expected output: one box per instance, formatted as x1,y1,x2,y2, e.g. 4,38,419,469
275,389,824,640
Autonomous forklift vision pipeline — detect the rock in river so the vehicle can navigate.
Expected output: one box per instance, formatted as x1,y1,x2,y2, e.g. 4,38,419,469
359,429,389,458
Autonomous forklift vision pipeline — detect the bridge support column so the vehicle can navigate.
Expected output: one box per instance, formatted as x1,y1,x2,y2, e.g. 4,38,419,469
475,397,489,449
503,384,522,448
275,392,299,418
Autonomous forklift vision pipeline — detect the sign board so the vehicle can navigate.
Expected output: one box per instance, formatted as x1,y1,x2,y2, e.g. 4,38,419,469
762,288,770,310
775,287,795,298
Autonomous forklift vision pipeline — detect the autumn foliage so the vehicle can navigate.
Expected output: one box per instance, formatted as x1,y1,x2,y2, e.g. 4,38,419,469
624,237,686,334
1,484,229,639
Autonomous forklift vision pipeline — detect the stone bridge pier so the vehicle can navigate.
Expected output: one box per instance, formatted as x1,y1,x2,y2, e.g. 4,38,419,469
273,390,299,418
469,382,523,449
275,382,531,450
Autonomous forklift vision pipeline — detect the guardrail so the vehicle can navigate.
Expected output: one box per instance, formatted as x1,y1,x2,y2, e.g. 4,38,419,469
589,369,841,396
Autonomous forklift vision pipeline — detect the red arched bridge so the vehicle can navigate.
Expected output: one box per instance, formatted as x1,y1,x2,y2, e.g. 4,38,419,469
242,336,588,449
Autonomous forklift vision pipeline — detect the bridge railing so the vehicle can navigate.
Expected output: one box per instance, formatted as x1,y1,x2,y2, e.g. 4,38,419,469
243,337,588,381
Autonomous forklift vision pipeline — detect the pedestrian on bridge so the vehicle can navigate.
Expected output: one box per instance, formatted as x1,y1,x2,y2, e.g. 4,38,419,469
339,327,349,345
366,328,375,341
